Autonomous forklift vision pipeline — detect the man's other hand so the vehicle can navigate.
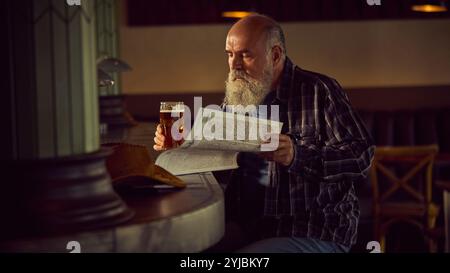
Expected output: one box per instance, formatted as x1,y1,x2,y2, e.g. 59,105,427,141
258,134,294,166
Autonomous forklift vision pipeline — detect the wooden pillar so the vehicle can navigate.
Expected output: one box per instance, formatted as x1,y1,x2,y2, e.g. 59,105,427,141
1,0,133,241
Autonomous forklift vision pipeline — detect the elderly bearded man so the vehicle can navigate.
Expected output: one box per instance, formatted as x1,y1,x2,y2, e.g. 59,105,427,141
154,14,375,253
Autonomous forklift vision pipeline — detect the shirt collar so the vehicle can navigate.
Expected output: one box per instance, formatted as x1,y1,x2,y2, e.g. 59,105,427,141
265,57,295,105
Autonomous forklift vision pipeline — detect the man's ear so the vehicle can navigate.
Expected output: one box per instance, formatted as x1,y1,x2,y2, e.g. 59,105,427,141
271,45,282,67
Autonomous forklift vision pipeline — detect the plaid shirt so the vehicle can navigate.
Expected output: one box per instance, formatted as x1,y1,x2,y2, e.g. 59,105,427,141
227,57,375,247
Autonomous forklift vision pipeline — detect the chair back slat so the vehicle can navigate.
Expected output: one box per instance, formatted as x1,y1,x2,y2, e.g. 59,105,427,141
371,145,438,206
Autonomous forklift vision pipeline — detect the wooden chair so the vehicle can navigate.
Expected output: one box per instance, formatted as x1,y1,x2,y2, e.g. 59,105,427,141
370,145,440,252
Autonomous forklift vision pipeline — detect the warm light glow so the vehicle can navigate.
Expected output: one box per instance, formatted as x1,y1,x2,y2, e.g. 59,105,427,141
221,11,253,18
411,4,448,12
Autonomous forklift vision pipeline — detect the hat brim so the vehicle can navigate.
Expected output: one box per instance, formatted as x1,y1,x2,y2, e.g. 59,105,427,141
111,164,186,189
102,142,186,190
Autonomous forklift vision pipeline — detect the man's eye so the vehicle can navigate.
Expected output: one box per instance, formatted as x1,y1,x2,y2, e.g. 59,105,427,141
243,54,251,58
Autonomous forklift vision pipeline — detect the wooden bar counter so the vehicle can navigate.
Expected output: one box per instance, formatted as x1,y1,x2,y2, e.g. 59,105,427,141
0,123,225,253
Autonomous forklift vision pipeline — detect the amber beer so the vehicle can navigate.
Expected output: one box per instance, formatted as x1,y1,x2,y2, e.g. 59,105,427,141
160,102,184,148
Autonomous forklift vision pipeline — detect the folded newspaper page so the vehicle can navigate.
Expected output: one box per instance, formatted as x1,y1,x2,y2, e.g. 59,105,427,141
155,107,283,175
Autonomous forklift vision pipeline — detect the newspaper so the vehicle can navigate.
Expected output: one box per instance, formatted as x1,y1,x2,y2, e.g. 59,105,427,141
155,107,283,175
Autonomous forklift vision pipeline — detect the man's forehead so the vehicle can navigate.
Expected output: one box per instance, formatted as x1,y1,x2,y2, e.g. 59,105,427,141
226,34,250,50
225,31,264,51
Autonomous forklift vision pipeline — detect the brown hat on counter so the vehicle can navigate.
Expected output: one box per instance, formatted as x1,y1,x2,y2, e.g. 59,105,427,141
102,142,186,189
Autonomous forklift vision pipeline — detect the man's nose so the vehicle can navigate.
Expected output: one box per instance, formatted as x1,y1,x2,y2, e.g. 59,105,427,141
230,55,243,70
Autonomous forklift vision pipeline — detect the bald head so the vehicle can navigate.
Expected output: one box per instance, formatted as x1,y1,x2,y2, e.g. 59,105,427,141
228,14,286,55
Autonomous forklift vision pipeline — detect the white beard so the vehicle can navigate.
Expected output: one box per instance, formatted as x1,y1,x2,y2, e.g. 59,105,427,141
224,63,273,107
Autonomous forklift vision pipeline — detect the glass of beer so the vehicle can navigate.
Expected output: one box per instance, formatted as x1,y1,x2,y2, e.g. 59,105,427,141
159,101,184,149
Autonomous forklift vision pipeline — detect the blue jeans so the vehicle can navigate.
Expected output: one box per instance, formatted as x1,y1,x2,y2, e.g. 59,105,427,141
237,237,350,253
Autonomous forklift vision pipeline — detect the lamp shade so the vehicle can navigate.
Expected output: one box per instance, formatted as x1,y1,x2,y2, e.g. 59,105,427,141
97,57,132,73
221,0,256,19
411,0,448,12
98,69,115,87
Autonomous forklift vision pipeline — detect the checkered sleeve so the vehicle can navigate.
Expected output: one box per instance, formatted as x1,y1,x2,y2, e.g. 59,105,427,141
288,78,375,183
